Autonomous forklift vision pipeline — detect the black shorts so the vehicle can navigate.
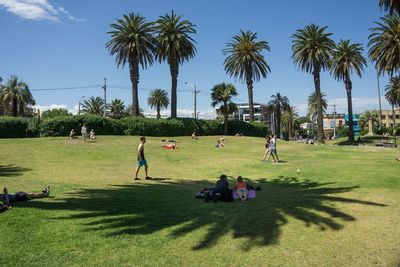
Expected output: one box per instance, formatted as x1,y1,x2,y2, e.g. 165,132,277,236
15,192,29,202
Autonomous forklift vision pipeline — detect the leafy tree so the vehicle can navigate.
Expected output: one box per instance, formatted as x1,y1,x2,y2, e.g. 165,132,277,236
368,14,400,77
110,99,126,119
281,105,299,138
291,24,335,143
331,40,367,142
155,11,197,118
211,83,238,135
379,0,400,15
223,30,271,122
41,108,71,120
268,92,289,138
147,89,170,119
0,76,35,116
81,97,104,115
385,75,400,127
307,91,328,116
107,13,156,116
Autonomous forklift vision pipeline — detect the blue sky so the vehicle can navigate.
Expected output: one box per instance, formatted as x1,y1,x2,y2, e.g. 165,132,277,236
0,0,393,117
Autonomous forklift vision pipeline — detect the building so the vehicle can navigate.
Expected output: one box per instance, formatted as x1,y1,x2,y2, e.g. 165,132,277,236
380,109,400,127
232,103,271,124
323,113,345,132
345,114,360,135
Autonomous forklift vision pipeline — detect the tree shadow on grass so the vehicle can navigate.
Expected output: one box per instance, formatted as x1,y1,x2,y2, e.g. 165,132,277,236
0,165,31,178
17,177,386,251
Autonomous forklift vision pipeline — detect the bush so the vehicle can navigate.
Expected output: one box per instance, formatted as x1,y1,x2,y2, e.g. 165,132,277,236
336,125,349,138
0,117,29,138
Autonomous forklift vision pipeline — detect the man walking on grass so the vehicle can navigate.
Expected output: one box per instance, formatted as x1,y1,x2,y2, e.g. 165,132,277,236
134,136,151,180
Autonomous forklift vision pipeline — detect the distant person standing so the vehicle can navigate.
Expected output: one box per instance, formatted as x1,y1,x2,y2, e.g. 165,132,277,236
81,124,88,143
268,134,280,162
261,136,271,161
135,136,151,180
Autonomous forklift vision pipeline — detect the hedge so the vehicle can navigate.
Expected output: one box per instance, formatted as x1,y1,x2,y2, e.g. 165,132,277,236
1,115,268,138
0,117,29,138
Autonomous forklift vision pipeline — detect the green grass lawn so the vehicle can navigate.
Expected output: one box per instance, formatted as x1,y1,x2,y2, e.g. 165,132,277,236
0,136,399,266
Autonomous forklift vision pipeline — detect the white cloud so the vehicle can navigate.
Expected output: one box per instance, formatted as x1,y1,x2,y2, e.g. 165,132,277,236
33,104,67,113
0,0,85,22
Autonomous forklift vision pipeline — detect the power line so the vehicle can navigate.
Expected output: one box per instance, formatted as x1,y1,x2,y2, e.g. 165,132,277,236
30,85,99,91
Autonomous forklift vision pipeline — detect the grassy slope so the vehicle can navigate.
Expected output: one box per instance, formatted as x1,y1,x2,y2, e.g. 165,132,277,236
0,136,399,266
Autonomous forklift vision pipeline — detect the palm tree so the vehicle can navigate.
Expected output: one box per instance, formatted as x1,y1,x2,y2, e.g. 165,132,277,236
291,24,335,143
368,14,400,77
223,30,271,122
379,0,400,15
110,99,126,119
361,110,380,134
0,76,35,116
211,83,238,135
385,75,400,127
147,89,170,119
268,92,290,138
155,11,197,118
106,13,156,116
307,91,328,116
331,40,367,142
81,97,104,115
281,105,299,139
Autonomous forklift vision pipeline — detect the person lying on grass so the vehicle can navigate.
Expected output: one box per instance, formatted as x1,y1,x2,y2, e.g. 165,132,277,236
216,139,225,148
234,176,248,201
0,186,50,206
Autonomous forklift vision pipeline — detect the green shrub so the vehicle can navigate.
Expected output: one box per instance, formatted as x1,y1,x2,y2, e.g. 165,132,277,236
336,125,349,138
0,117,28,138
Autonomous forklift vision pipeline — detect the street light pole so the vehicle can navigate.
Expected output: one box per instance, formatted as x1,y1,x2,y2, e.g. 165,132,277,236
78,96,85,115
376,70,383,128
102,78,107,117
333,99,337,139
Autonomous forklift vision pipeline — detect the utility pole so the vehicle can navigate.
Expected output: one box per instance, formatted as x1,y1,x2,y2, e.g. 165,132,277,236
102,78,107,117
193,84,200,119
376,70,383,128
332,100,337,139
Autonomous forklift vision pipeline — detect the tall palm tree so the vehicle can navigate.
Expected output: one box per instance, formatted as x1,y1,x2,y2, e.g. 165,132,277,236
268,92,289,137
81,97,104,115
147,89,170,119
110,99,126,119
368,14,400,77
331,40,367,142
385,75,400,127
307,91,328,116
291,24,335,143
282,105,299,138
106,13,156,116
223,30,271,122
211,83,238,135
379,0,400,15
0,76,35,116
362,110,380,134
155,11,197,118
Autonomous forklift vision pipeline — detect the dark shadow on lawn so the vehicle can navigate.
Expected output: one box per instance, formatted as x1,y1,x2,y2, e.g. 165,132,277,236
0,165,31,178
17,177,385,251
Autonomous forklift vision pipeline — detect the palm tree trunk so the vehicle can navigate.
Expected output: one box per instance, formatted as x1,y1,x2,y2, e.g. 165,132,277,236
346,78,355,142
313,67,325,143
276,105,281,138
12,97,18,117
392,104,396,128
223,101,228,135
129,61,140,116
157,106,161,119
246,67,254,122
170,59,179,118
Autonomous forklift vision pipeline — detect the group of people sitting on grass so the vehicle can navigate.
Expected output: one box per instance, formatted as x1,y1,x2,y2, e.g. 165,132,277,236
0,186,51,213
196,175,260,202
69,124,96,142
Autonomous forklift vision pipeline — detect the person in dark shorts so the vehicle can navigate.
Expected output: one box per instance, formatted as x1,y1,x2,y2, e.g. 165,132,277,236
0,186,50,206
205,175,232,202
134,136,151,180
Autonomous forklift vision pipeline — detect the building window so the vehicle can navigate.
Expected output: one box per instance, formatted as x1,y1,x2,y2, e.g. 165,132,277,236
339,120,343,126
323,121,327,128
396,115,400,119
330,120,334,128
382,115,386,120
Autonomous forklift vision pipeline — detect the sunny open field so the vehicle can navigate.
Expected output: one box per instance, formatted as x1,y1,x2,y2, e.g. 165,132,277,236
0,136,399,266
